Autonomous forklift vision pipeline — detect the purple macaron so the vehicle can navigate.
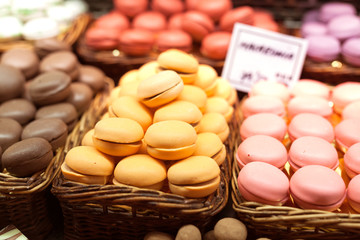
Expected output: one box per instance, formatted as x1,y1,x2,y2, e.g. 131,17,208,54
327,15,360,41
342,37,360,67
319,2,356,23
301,22,327,38
306,35,341,62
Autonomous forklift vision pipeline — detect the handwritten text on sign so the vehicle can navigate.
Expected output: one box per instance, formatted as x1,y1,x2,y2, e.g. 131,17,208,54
222,23,308,92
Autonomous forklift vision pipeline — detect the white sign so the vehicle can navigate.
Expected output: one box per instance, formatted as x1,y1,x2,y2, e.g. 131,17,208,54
222,23,308,92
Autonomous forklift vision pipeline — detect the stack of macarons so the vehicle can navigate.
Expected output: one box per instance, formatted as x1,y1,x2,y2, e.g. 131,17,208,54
62,49,237,198
0,46,107,178
236,78,360,212
301,2,360,66
84,0,279,60
0,0,88,42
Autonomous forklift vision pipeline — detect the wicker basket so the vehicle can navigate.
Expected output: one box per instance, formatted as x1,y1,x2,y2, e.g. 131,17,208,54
0,78,113,240
51,98,237,240
0,13,91,53
231,99,360,240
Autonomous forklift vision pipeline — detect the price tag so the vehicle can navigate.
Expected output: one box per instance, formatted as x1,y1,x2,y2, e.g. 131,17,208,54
221,23,308,92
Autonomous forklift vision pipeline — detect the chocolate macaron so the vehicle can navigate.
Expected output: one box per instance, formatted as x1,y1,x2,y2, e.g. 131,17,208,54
0,118,22,151
0,98,36,125
0,64,25,103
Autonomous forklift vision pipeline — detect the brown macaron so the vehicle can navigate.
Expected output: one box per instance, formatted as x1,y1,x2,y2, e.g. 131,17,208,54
167,155,220,198
113,154,167,190
29,71,71,106
39,51,80,81
193,132,226,165
0,118,22,151
0,98,36,125
93,117,144,157
66,82,94,116
0,64,25,103
34,37,71,58
78,65,105,93
137,70,184,108
2,137,53,177
21,118,68,151
144,120,197,160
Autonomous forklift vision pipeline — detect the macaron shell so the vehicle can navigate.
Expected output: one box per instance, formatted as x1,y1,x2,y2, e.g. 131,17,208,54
81,129,94,147
193,64,218,96
157,49,199,74
182,11,215,42
249,80,290,103
177,85,207,112
287,96,333,119
204,97,234,122
200,31,231,60
331,82,360,114
335,118,360,150
0,98,37,125
344,143,360,178
147,144,196,160
137,61,159,82
93,138,142,157
61,162,110,184
220,6,255,32
193,132,225,165
342,101,360,120
241,95,285,118
113,177,164,191
119,69,139,86
198,112,230,142
290,79,330,99
132,11,167,33
169,175,220,198
347,175,360,213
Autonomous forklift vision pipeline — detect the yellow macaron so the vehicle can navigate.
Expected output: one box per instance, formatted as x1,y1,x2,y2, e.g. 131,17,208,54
193,64,218,97
198,112,230,143
193,132,226,165
204,97,234,122
177,85,208,113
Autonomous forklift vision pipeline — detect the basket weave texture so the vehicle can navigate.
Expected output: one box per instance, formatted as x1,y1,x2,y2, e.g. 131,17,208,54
231,98,360,240
0,78,113,240
51,95,238,240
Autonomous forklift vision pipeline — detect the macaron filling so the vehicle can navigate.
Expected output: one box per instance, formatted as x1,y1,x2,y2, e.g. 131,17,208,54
147,143,196,160
169,175,220,198
143,81,182,101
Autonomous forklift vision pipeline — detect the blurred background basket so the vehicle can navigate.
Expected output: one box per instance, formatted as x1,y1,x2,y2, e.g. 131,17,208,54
0,78,113,240
51,99,238,240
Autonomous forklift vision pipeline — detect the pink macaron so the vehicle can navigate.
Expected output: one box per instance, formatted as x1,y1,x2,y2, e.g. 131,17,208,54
241,95,285,118
236,135,287,169
327,15,360,41
306,35,340,62
287,96,333,119
237,161,289,206
200,31,231,60
113,0,148,18
240,113,287,141
342,100,360,120
151,0,185,17
347,174,360,213
155,30,192,53
300,21,327,38
342,37,360,67
290,79,331,100
193,0,233,22
168,13,184,30
318,2,356,23
85,27,120,50
249,80,290,103
92,11,130,31
118,29,155,56
331,82,360,114
181,11,215,42
288,136,339,172
290,165,346,211
288,113,334,143
334,118,360,152
132,11,167,33
344,142,360,179
220,6,255,32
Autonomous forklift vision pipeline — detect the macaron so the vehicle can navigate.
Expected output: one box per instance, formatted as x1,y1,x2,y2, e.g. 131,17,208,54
237,161,289,205
81,129,94,147
288,136,339,172
93,118,144,157
204,97,234,122
153,100,203,131
220,6,255,32
331,82,360,114
287,96,333,119
200,31,231,60
0,64,25,103
318,2,356,23
29,71,71,106
157,49,199,84
0,98,36,125
342,37,360,67
194,0,232,21
197,112,229,143
240,113,287,141
193,64,218,96
132,11,167,33
344,143,360,179
327,15,360,41
108,96,153,132
113,0,148,18
137,61,159,82
213,77,237,106
0,118,22,151
290,165,346,211
151,0,184,17
2,137,53,177
92,11,130,32
155,30,193,53
34,37,71,59
144,120,197,160
290,79,330,99
0,48,39,79
168,12,184,29
300,22,327,38
342,101,360,120
35,103,78,132
66,82,94,116
347,174,360,213
64,145,115,183
241,95,285,118
118,80,140,99
176,85,207,113
118,69,139,86
118,29,155,57
334,118,360,152
167,155,220,198
0,16,22,42
39,51,80,81
113,154,167,190
236,135,288,169
21,118,68,152
85,26,120,51
306,35,340,62
137,70,184,108
249,80,290,103
77,65,105,93
181,11,215,42
22,17,60,40
193,132,226,165
253,9,279,32
61,162,110,185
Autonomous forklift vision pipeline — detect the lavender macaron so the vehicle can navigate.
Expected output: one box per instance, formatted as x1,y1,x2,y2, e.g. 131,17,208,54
342,37,360,67
301,22,327,38
327,15,360,41
319,2,356,23
306,35,340,62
